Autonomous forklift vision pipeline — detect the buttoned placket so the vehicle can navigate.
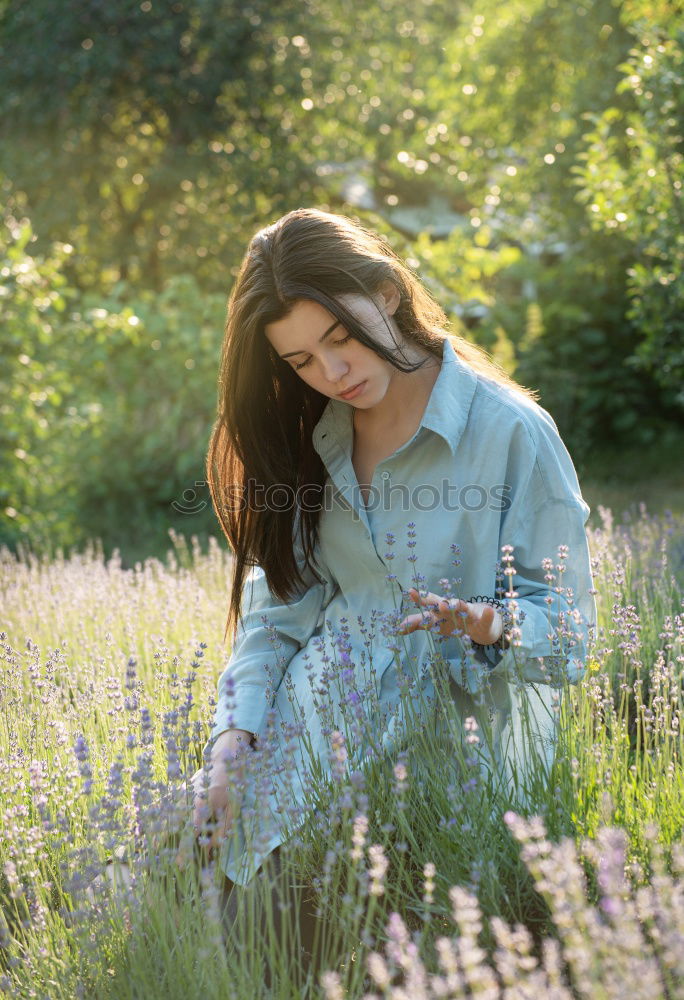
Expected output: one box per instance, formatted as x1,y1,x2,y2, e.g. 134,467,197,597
315,413,432,588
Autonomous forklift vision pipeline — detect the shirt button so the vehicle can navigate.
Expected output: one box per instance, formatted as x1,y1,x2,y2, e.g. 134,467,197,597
381,470,391,480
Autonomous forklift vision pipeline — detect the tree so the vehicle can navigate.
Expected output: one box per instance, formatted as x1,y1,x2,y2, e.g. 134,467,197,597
573,0,684,409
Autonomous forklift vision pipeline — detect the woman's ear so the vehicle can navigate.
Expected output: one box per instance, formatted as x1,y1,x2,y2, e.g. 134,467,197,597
377,279,401,316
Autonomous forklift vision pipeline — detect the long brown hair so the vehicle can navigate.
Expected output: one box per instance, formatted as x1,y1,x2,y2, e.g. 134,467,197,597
207,207,540,640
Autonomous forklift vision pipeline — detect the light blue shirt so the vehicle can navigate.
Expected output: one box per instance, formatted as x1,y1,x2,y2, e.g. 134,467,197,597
207,337,596,884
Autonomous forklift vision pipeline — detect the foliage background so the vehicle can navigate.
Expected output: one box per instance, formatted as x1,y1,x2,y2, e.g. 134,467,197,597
1,0,682,561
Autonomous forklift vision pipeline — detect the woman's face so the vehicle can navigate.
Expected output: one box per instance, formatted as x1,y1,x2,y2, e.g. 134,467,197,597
264,288,405,410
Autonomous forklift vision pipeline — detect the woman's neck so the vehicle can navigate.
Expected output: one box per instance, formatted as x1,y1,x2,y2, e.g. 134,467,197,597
353,350,441,443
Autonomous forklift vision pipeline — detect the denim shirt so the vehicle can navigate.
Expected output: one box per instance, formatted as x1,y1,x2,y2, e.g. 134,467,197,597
207,336,596,884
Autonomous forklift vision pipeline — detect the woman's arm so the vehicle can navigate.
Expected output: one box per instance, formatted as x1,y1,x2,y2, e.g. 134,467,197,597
209,541,335,746
480,491,596,683
192,727,253,845
398,413,596,686
397,492,595,685
190,545,333,855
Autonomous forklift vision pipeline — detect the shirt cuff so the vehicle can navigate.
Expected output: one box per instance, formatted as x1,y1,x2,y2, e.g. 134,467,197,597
470,642,506,670
208,682,270,746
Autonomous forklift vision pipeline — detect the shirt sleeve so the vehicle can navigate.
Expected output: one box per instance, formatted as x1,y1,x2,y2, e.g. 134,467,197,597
473,408,597,686
207,537,335,748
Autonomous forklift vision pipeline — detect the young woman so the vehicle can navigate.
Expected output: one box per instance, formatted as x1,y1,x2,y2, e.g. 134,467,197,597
191,207,596,959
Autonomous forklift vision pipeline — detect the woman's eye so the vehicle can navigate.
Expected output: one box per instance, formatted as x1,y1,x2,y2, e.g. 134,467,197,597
293,334,352,371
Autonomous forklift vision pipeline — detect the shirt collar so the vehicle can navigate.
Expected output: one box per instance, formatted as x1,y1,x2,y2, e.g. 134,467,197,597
312,336,478,460
421,336,478,455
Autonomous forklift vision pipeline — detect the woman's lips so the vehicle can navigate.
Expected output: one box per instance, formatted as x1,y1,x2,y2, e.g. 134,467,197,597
338,380,366,400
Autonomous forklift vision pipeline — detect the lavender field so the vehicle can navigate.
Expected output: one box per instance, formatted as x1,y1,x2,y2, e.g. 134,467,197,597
2,507,684,999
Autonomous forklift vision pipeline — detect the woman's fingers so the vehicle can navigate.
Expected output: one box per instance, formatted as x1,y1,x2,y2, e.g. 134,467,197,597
210,802,234,849
409,587,468,616
397,588,502,644
398,588,468,635
191,756,246,847
169,764,242,871
192,783,229,834
465,602,504,644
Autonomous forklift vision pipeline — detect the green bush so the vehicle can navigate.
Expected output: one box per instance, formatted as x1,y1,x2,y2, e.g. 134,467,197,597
573,1,684,410
1,203,225,559
0,206,78,550
63,276,226,558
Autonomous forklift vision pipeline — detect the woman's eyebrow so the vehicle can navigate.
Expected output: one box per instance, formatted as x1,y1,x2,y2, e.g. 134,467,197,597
280,320,341,359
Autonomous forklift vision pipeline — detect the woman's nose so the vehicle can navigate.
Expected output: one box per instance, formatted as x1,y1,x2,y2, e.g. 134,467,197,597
321,355,350,384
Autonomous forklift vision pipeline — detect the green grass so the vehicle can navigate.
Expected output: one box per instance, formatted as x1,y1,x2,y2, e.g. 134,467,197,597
1,505,683,998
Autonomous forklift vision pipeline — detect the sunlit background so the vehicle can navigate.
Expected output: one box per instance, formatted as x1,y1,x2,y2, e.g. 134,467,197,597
1,0,682,562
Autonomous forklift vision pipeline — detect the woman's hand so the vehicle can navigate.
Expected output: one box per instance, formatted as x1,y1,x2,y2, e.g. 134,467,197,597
397,587,503,646
189,728,254,856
